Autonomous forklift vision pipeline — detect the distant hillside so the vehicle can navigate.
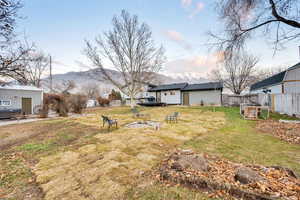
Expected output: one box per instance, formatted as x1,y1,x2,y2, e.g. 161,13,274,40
41,68,208,93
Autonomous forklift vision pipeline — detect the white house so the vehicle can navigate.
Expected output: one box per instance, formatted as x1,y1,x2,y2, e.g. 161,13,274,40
0,85,43,115
148,82,223,105
250,62,300,94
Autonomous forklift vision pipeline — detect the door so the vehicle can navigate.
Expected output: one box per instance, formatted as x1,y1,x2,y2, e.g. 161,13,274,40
22,98,32,115
183,92,189,105
156,92,161,102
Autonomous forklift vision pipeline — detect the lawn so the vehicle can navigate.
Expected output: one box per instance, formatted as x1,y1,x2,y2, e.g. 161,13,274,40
0,106,299,200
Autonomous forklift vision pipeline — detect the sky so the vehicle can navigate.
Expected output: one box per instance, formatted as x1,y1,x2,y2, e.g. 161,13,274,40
17,0,300,77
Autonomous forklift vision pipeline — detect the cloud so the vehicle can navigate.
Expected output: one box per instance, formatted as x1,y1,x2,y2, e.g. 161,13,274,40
181,0,192,7
164,51,224,75
165,30,193,51
188,2,205,18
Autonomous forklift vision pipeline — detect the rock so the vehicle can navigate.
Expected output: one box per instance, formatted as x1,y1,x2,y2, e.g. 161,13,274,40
171,154,210,172
235,167,264,184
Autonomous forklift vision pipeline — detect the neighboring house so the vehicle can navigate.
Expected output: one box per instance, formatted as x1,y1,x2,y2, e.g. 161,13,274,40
250,62,300,94
0,85,43,115
147,82,223,105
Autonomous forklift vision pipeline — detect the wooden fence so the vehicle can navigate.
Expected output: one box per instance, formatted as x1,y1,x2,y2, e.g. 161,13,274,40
222,94,266,106
271,94,300,117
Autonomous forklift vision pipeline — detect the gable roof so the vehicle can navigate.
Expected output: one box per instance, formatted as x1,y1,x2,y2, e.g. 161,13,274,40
287,62,300,71
148,83,188,92
0,85,43,92
250,71,286,91
182,82,223,91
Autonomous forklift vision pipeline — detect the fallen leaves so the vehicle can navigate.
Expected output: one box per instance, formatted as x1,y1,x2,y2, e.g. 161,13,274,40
158,150,300,200
257,120,300,144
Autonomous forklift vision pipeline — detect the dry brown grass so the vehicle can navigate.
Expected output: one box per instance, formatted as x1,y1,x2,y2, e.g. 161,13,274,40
32,106,225,200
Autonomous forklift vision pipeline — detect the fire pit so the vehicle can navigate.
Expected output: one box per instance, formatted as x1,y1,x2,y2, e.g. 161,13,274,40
125,121,160,130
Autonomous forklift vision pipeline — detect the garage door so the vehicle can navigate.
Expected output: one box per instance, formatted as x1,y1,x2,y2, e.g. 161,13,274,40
22,98,32,115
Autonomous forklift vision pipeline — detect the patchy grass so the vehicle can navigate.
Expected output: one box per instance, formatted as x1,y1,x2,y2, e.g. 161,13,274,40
0,106,299,200
184,107,300,173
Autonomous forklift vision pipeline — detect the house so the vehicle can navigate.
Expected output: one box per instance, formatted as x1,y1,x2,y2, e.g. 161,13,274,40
147,82,223,105
250,62,300,94
0,85,43,115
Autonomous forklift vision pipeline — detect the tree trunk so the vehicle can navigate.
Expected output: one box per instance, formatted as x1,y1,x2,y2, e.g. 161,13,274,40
130,95,136,108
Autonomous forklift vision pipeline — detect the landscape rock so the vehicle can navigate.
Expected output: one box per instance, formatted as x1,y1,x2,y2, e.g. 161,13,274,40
234,167,264,184
171,154,210,172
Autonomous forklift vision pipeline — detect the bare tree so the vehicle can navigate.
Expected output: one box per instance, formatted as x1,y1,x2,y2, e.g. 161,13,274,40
16,51,49,87
210,51,259,94
210,0,300,54
84,10,165,108
80,83,101,99
0,0,22,45
53,80,76,95
0,40,33,81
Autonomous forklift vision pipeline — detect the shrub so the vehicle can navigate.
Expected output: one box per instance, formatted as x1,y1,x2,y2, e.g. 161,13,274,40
69,94,87,114
41,93,69,117
97,97,110,107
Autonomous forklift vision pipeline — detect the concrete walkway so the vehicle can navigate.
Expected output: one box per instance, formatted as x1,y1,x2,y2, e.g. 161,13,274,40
0,113,96,127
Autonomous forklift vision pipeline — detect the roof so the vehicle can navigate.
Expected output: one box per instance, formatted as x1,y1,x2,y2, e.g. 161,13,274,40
0,85,43,92
182,82,223,91
287,62,300,71
148,82,188,92
250,71,286,91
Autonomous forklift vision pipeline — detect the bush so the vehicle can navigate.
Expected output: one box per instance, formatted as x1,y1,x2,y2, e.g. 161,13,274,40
41,93,69,117
97,97,110,107
69,94,87,114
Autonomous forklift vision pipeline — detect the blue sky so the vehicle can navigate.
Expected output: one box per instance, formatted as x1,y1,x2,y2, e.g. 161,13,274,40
17,0,300,77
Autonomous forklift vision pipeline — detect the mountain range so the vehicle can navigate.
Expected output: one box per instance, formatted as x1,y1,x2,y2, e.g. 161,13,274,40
42,68,209,93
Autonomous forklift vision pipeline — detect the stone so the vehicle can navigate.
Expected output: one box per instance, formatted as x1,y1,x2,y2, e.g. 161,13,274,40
171,154,210,172
234,167,264,184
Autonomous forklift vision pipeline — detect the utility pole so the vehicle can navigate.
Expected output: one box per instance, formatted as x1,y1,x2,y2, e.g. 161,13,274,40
49,55,53,93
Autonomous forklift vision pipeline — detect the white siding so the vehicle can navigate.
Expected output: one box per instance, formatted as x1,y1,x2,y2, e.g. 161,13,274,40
273,93,300,117
251,84,282,94
188,90,221,105
283,67,300,93
0,89,43,113
161,90,181,104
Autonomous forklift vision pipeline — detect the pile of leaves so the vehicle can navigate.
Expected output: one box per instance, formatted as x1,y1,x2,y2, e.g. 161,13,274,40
257,120,300,144
157,150,300,200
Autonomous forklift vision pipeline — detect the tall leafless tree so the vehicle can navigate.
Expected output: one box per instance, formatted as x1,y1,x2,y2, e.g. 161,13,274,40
17,51,49,87
210,0,300,55
0,40,33,81
210,51,259,94
84,10,165,107
0,0,22,45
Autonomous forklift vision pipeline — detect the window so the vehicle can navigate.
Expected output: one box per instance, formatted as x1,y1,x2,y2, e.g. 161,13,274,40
0,100,11,106
170,91,176,95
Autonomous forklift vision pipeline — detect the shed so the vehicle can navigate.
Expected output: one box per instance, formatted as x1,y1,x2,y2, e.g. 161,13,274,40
0,85,43,115
147,82,223,105
181,82,223,106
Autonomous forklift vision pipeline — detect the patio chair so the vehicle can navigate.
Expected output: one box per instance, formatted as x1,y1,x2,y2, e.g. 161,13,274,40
165,112,179,123
101,115,118,130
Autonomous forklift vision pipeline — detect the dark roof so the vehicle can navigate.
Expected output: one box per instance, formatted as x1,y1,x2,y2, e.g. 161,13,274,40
250,71,286,91
148,83,188,92
287,62,300,71
182,82,223,91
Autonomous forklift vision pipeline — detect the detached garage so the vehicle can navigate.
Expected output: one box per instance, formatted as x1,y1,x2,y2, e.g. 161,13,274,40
147,82,223,106
0,85,43,115
181,82,223,106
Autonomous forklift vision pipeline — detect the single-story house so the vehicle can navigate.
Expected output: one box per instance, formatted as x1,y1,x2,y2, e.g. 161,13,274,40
250,62,300,94
0,85,43,115
147,82,223,105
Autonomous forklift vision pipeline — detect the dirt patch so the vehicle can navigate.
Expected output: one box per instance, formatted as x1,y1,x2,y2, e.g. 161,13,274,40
158,150,300,200
257,120,300,144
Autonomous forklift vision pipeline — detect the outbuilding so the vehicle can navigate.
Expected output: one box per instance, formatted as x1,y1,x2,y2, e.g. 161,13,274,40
147,82,223,105
0,85,43,115
250,62,300,94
